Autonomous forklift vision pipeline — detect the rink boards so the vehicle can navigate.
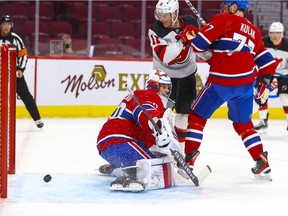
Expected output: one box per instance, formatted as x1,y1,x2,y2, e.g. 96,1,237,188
16,57,285,119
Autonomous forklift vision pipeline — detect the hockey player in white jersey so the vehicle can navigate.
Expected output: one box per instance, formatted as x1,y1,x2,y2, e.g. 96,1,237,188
148,0,199,146
254,22,288,132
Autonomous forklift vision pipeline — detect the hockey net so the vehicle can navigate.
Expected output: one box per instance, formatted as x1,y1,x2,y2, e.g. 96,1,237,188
0,44,16,198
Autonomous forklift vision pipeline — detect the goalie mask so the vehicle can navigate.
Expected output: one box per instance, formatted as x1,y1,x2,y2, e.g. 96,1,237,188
146,69,172,99
155,0,179,24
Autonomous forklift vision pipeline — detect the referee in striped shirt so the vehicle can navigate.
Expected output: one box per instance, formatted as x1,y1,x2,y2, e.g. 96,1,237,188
0,15,43,128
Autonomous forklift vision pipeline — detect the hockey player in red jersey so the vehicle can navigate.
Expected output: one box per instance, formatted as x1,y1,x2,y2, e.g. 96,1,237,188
178,0,278,180
97,69,178,191
254,22,288,132
148,0,199,145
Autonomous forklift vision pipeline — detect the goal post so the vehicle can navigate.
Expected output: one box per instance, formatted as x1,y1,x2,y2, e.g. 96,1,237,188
0,44,17,198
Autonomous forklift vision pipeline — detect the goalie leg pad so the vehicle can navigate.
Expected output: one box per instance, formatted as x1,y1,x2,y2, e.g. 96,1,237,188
174,113,188,130
174,126,186,143
136,155,175,190
162,108,183,153
173,113,188,143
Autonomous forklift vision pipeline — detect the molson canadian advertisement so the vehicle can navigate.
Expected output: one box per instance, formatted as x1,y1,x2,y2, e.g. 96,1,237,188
17,58,283,118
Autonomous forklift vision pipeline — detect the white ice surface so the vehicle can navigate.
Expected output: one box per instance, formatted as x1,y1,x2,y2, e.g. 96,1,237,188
1,117,288,216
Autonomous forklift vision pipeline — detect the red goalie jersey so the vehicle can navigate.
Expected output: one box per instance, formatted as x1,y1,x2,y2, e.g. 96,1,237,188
97,89,166,154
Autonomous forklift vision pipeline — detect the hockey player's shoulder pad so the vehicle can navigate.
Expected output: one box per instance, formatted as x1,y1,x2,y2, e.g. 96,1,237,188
134,89,159,102
150,20,173,38
209,13,227,23
262,36,274,48
280,37,288,51
180,15,198,28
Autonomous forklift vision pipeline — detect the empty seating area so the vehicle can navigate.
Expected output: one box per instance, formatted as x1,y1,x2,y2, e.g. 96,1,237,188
180,0,254,24
0,1,256,57
0,1,156,57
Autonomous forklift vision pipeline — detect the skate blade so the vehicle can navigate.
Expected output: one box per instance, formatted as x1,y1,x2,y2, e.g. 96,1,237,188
254,173,272,181
109,183,145,192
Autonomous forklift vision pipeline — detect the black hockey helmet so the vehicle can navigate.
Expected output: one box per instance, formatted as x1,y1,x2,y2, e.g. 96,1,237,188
0,15,13,24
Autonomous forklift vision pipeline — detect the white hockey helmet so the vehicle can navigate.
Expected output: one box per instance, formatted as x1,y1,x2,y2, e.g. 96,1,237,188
155,0,179,22
146,69,172,98
269,22,284,33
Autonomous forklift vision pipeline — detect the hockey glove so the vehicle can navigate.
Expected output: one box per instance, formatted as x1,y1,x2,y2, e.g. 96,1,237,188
148,118,173,150
175,25,199,46
148,117,162,136
156,130,172,149
254,76,274,107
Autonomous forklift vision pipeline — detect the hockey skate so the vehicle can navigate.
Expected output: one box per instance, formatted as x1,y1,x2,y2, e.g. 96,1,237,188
251,151,272,181
185,149,200,169
99,164,118,175
35,119,44,128
109,168,145,192
254,113,269,132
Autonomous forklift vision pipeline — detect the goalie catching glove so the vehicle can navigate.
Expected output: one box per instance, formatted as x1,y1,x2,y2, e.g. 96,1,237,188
148,118,173,150
254,75,274,107
175,25,199,46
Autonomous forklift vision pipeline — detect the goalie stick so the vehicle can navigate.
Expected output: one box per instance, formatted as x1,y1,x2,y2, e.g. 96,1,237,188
125,84,211,187
184,0,206,26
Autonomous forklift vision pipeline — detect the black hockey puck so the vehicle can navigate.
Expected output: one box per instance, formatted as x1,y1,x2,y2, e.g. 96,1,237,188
43,174,52,183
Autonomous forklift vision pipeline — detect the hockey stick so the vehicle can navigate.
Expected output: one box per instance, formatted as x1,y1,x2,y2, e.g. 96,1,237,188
126,85,162,134
184,0,206,26
275,72,288,79
125,85,210,187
